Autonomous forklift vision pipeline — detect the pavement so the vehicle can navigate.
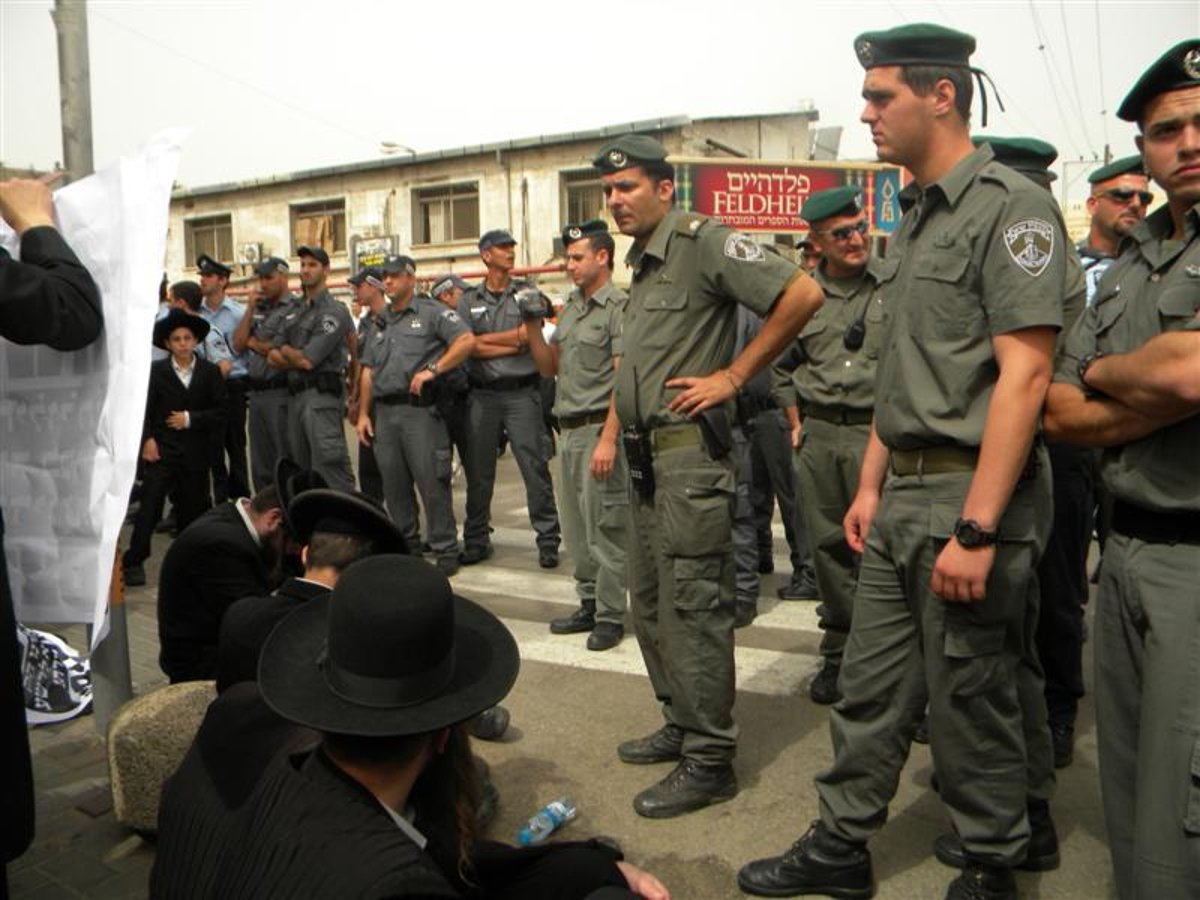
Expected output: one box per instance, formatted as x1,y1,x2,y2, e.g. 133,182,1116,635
12,453,1116,899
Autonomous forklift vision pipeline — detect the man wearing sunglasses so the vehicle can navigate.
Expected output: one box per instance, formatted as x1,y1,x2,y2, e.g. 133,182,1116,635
772,185,884,706
1078,155,1151,305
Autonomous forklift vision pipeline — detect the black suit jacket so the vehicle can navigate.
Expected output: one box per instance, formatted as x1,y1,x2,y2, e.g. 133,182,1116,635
157,502,276,682
215,577,330,692
143,356,227,470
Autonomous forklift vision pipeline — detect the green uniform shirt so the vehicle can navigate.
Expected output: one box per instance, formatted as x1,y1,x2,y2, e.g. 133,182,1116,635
786,258,886,412
873,144,1066,450
362,297,468,396
551,280,626,418
1056,201,1200,513
616,209,800,428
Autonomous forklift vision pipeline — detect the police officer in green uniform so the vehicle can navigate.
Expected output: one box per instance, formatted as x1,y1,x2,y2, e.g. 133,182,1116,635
526,220,630,651
739,25,1066,900
771,185,885,707
1077,155,1152,306
596,134,823,819
1044,40,1200,899
233,256,296,492
269,245,356,493
357,255,475,576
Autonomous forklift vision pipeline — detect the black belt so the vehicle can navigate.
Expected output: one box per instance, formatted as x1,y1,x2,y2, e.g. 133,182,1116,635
559,410,608,430
376,392,426,407
474,373,540,392
226,378,250,394
803,404,873,426
288,372,343,396
247,377,288,392
1112,500,1200,545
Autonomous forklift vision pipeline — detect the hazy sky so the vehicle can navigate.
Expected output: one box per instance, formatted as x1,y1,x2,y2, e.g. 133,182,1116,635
2,0,1197,205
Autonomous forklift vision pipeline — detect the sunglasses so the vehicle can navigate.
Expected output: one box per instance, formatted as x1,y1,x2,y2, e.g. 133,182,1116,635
1097,188,1154,206
815,220,870,242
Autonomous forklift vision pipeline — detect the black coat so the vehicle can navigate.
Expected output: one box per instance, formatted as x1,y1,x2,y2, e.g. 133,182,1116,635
142,356,227,471
215,577,330,692
157,502,276,683
1,225,102,862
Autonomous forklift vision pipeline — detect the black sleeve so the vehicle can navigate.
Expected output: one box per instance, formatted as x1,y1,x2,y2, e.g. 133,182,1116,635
188,363,229,432
0,226,103,350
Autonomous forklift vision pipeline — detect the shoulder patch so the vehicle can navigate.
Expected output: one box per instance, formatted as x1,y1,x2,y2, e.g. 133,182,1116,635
320,315,339,334
724,233,766,262
1004,219,1055,277
440,309,461,322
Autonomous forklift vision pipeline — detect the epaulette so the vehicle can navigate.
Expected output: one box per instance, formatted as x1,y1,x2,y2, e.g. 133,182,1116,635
674,213,709,238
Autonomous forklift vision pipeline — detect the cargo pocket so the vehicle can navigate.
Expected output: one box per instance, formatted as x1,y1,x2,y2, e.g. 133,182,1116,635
1185,739,1200,836
673,555,723,611
943,621,1009,698
660,467,735,557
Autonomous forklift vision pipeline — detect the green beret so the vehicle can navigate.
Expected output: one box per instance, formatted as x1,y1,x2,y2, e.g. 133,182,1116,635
1117,40,1200,122
1087,154,1145,184
973,136,1058,185
561,219,608,246
592,134,669,174
801,186,864,225
854,22,975,69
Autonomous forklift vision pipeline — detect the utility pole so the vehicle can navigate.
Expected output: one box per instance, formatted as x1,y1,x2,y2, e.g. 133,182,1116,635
51,0,132,733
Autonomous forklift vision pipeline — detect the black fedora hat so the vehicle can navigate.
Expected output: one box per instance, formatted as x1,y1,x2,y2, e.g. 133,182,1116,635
153,308,210,350
258,555,519,736
288,488,407,554
273,457,328,538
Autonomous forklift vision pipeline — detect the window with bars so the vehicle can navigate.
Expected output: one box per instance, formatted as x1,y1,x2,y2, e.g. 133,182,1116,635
290,198,347,255
184,214,234,265
561,171,608,226
412,183,480,244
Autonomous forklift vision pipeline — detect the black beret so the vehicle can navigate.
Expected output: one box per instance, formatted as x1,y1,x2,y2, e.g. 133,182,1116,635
854,22,975,70
1087,155,1145,185
561,219,609,246
1117,40,1200,122
592,134,669,174
973,136,1058,186
196,254,232,277
801,186,864,225
380,255,416,275
297,245,330,266
253,256,289,277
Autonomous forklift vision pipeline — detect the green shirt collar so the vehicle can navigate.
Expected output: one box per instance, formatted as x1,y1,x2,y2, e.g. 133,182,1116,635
625,208,679,270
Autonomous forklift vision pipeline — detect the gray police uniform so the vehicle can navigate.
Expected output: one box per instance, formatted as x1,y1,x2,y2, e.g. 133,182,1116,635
461,282,561,555
1057,199,1200,898
617,209,799,764
774,258,885,663
362,297,467,563
552,281,629,626
354,311,386,504
279,290,356,492
815,145,1063,867
246,296,295,492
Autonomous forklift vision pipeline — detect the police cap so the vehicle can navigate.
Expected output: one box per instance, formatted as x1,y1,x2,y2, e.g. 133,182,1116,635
854,22,975,70
380,255,416,276
478,229,517,251
592,134,669,174
1087,154,1145,185
253,256,289,277
429,273,470,297
561,218,609,247
1117,40,1200,123
973,136,1058,186
297,245,331,266
348,266,384,288
801,186,864,225
196,254,233,277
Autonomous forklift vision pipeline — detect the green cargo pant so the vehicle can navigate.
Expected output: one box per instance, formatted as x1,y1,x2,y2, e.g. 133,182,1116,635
816,458,1053,867
627,437,738,765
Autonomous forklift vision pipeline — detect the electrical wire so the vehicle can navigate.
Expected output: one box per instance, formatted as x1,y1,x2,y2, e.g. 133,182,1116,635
1093,0,1111,152
1057,0,1095,149
1027,0,1089,157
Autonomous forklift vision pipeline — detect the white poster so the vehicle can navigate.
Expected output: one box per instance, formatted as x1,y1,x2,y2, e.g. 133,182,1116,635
1,129,185,646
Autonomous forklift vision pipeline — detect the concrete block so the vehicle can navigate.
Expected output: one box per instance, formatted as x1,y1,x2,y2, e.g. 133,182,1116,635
106,682,215,834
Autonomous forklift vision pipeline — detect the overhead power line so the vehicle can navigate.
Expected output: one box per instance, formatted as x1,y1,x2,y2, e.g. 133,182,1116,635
1093,0,1111,152
1057,0,1095,150
1027,0,1089,158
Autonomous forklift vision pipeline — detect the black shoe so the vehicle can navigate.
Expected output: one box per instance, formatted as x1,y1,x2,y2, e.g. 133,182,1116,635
809,661,841,705
618,723,684,765
1050,721,1074,769
538,547,559,569
459,543,494,565
945,861,1016,900
778,569,819,601
737,820,874,898
436,556,460,578
550,606,595,635
587,622,623,651
468,705,510,741
913,714,931,745
734,599,758,629
757,554,775,575
632,758,737,818
124,562,146,587
935,808,1059,872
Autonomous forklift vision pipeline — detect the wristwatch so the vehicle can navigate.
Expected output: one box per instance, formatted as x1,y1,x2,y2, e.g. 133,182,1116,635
1077,351,1104,384
953,517,998,548
425,362,440,376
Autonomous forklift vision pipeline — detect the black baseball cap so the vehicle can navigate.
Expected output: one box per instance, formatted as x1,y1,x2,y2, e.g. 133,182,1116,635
478,229,517,251
253,256,289,277
297,245,331,266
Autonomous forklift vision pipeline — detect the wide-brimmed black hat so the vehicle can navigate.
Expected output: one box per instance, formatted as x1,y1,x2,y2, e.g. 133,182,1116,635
258,554,519,736
152,308,210,350
273,458,328,538
288,488,406,553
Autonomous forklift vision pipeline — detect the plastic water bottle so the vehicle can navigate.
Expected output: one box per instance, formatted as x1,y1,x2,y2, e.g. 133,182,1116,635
516,797,577,846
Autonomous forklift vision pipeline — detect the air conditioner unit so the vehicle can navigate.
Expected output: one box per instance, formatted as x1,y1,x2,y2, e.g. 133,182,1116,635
239,242,263,265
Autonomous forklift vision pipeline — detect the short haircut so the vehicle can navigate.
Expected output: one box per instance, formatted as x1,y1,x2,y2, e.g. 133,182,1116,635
900,65,973,122
641,158,676,186
306,531,376,572
249,484,281,513
170,280,203,312
584,232,616,270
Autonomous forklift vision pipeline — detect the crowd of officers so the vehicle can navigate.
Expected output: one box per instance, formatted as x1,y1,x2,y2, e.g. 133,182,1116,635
120,25,1199,900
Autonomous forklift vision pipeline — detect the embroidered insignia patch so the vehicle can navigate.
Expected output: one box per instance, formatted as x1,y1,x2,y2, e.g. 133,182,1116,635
1185,48,1200,80
1003,219,1054,277
724,233,766,262
856,40,874,67
567,226,582,240
320,315,338,334
607,149,628,168
441,310,461,322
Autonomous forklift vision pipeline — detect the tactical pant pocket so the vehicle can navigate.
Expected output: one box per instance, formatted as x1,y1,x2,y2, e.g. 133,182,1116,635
660,467,735,558
672,555,723,612
943,620,1010,698
1185,739,1200,836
